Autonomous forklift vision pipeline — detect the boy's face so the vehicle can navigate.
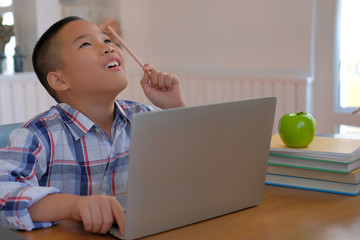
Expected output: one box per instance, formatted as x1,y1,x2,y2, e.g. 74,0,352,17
55,20,127,101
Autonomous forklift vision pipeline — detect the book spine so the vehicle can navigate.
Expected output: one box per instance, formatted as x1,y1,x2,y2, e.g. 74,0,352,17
265,174,360,196
268,155,352,173
265,182,358,196
266,165,360,184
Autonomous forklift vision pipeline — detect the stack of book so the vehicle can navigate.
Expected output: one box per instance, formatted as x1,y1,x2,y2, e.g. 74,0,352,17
266,134,360,195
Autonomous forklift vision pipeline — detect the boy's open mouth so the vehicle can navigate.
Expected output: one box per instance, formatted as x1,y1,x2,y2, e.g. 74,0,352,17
106,60,120,69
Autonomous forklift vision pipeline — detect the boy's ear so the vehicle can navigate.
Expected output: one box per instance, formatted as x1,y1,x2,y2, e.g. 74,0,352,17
47,71,69,92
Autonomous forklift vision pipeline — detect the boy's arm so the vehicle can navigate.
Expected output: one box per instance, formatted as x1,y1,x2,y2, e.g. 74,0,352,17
140,64,187,109
28,193,125,235
0,127,124,234
0,127,61,230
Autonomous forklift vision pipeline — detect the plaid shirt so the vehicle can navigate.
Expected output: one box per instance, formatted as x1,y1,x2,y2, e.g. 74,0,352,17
0,100,155,231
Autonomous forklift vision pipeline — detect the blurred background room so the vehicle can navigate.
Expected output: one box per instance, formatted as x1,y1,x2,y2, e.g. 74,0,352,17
0,0,358,135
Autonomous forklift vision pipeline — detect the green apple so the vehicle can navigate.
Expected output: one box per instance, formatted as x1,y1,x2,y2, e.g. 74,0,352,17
278,112,316,148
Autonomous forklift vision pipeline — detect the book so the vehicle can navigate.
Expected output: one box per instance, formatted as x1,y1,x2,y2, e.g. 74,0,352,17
268,154,360,173
265,173,360,196
271,134,360,160
267,165,360,184
269,134,360,173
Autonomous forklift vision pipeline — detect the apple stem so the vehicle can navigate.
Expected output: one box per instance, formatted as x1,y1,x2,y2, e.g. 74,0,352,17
297,111,303,115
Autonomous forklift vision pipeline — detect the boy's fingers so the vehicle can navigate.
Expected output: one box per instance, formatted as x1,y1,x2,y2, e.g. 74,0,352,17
143,64,164,89
92,207,104,233
141,64,155,87
150,69,158,88
141,63,181,93
164,74,178,89
99,201,115,234
164,76,171,89
157,72,166,89
142,64,153,80
85,200,104,233
140,70,149,86
79,208,93,232
75,195,125,234
142,63,151,72
112,200,126,235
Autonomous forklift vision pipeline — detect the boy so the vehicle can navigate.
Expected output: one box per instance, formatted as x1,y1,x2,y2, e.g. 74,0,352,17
0,16,186,235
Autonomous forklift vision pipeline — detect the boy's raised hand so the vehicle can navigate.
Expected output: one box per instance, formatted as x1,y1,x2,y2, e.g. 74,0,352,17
140,64,187,109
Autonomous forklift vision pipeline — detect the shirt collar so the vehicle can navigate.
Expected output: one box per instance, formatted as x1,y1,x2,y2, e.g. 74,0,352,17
56,102,130,141
114,101,132,128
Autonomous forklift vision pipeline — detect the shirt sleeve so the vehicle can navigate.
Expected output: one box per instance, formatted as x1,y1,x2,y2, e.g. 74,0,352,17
0,127,60,230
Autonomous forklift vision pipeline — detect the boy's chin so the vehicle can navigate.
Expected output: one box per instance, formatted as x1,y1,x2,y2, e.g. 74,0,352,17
110,81,128,96
118,80,128,91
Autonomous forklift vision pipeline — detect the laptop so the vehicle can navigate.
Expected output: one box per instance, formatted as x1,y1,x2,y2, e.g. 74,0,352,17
110,96,276,239
0,225,25,240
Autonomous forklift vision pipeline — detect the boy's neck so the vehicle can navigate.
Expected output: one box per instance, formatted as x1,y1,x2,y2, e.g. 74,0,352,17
66,98,116,137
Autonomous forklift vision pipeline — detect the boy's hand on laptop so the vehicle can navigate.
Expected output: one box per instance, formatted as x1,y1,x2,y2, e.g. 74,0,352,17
71,195,125,235
141,64,187,109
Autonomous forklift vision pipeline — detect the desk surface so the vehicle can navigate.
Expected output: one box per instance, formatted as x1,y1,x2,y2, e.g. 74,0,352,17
17,185,360,240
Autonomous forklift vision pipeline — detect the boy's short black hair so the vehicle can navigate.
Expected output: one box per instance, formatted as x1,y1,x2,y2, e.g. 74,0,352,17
32,16,83,103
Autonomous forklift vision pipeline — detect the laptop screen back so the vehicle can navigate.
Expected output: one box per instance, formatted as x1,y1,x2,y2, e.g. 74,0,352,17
124,97,276,239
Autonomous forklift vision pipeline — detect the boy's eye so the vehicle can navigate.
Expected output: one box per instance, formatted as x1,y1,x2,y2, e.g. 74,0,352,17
79,42,91,48
104,39,112,43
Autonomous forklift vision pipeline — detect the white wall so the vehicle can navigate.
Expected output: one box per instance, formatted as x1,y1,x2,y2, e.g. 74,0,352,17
12,0,314,79
34,0,62,38
119,0,313,79
7,0,318,126
13,0,62,72
7,0,346,133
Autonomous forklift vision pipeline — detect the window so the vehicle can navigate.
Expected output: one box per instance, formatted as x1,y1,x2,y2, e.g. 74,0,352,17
336,0,360,134
0,0,15,75
339,0,360,109
0,0,11,8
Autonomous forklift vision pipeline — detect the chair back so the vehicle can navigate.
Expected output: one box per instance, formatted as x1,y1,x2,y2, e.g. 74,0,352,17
0,123,23,148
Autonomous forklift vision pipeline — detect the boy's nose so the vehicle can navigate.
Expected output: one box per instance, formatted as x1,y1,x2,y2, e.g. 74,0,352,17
104,46,115,54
